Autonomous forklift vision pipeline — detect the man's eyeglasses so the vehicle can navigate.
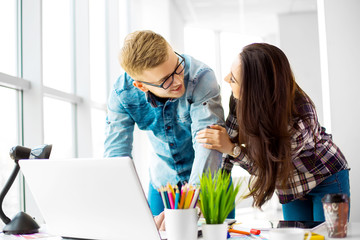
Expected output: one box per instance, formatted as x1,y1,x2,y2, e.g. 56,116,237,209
136,52,185,90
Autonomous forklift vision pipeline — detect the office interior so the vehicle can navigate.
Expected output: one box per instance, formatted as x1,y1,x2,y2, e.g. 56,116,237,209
0,0,359,229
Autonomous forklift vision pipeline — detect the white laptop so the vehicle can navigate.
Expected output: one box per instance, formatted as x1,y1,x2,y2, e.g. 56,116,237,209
19,157,163,240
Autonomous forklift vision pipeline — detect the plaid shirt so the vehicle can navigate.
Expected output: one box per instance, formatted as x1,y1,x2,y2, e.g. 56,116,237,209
222,95,348,204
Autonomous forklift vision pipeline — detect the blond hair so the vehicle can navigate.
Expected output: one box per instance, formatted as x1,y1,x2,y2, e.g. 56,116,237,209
119,30,171,79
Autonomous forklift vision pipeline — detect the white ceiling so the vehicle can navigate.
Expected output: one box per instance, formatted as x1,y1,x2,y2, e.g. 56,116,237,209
174,0,317,38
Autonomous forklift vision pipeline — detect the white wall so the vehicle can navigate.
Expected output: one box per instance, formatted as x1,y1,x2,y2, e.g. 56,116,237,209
168,2,185,53
317,0,360,222
128,0,184,51
279,12,323,125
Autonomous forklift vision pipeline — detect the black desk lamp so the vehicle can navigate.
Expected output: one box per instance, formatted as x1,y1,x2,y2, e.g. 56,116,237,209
0,144,52,234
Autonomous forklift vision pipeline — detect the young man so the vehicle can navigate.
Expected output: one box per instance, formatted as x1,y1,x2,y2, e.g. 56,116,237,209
104,30,224,218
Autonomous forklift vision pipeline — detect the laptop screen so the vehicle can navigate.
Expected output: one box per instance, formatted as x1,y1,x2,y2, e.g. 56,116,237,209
19,157,162,240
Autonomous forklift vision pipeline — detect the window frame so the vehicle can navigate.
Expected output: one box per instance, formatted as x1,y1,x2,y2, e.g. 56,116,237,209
0,0,120,221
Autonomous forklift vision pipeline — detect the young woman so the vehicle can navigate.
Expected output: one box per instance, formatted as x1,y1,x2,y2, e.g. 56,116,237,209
196,43,350,221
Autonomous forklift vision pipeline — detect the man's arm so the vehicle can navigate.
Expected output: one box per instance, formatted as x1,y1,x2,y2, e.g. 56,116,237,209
104,87,135,158
188,69,225,185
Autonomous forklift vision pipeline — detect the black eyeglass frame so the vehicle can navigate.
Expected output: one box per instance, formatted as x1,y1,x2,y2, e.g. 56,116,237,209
136,52,185,90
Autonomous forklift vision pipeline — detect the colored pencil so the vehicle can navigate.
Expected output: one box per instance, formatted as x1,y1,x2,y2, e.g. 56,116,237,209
184,186,195,209
178,185,186,209
167,183,176,200
167,187,175,209
163,187,170,209
174,188,180,209
189,187,200,208
159,188,168,209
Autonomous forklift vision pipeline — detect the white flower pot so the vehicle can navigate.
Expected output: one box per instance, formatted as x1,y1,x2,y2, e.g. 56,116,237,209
202,223,228,240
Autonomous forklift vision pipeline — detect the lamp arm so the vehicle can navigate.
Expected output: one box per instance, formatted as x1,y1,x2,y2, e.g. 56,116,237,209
1,145,51,234
0,164,20,224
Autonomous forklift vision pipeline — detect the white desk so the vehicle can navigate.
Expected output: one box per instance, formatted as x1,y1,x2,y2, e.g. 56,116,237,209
254,222,360,240
315,222,360,240
1,222,360,239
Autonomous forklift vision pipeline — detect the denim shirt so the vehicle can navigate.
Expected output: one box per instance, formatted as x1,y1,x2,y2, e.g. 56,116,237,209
104,54,224,188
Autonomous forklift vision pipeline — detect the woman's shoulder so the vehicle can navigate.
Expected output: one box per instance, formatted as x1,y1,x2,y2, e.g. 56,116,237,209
292,92,318,124
295,93,316,115
291,93,320,135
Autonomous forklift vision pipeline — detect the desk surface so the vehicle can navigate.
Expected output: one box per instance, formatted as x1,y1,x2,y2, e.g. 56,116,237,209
1,222,360,240
315,222,360,240
254,222,360,240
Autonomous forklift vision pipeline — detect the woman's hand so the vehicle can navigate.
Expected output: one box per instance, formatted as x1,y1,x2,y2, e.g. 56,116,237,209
154,211,165,231
195,125,234,155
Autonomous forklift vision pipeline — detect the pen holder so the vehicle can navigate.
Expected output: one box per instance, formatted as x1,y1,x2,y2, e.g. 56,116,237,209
165,208,198,240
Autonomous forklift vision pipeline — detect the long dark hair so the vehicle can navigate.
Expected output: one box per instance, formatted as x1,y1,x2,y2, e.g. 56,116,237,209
237,43,313,208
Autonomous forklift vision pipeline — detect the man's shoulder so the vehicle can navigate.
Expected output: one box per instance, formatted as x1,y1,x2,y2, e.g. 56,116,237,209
183,54,214,78
111,73,145,101
183,54,217,91
183,55,218,94
113,72,134,91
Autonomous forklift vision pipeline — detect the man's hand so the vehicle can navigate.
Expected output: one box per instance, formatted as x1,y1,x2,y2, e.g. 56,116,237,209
195,125,234,155
154,211,165,231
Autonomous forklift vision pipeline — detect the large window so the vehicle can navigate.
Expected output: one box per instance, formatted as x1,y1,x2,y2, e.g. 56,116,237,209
91,108,106,157
43,97,75,158
41,0,76,158
89,0,107,104
0,87,21,228
0,1,17,76
0,0,120,222
0,0,21,229
88,0,110,157
42,0,73,93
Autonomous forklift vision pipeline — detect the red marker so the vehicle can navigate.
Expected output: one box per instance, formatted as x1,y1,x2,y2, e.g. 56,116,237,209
250,229,261,235
228,228,261,235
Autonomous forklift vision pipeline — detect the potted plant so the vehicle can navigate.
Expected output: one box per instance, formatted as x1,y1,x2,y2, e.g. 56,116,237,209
199,169,243,240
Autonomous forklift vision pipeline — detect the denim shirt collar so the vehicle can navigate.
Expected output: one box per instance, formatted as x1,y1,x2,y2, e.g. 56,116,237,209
146,92,167,107
145,91,160,108
145,90,179,108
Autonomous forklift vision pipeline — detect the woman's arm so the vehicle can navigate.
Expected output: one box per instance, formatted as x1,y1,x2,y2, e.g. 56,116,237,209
195,124,235,155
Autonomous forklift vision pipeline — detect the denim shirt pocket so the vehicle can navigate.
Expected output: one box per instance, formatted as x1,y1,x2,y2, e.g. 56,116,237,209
176,110,191,123
122,99,157,130
175,99,192,132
